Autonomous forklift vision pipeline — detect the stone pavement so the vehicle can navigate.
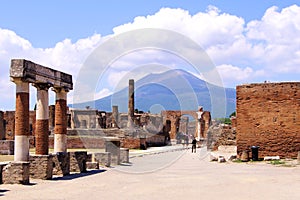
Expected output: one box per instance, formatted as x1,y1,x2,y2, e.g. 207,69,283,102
1,146,300,200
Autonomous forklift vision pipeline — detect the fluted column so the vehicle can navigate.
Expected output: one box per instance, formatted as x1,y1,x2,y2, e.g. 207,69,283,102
13,79,30,161
34,83,50,155
53,88,68,153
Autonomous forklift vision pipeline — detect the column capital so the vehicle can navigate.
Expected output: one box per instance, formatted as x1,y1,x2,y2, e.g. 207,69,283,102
52,87,69,93
32,83,52,90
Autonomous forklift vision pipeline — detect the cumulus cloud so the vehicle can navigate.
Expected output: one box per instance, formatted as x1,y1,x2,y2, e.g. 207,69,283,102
1,4,300,109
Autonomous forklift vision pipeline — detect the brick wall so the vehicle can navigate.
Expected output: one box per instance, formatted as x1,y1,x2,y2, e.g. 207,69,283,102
236,82,300,158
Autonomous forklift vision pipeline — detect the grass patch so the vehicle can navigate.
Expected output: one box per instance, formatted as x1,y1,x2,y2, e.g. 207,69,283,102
269,160,285,165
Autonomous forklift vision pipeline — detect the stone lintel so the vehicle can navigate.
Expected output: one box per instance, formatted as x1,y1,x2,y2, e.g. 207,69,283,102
10,59,73,90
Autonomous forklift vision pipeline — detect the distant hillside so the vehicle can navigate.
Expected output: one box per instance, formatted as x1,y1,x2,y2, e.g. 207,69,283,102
72,69,236,118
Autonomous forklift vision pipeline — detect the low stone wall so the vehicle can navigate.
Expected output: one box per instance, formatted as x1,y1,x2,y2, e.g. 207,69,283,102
146,134,166,147
29,155,53,180
0,140,14,155
93,152,111,167
70,151,87,173
207,124,236,151
49,137,105,149
52,152,70,176
120,138,140,149
2,162,30,184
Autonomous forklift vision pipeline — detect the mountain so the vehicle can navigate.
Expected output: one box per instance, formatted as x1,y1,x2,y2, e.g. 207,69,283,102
73,69,236,118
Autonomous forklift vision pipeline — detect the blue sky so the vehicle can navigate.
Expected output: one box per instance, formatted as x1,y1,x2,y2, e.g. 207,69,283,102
0,0,300,110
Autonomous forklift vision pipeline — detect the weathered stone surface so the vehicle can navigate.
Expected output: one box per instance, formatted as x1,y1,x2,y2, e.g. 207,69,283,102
0,111,5,140
120,148,129,163
264,156,280,161
52,152,70,176
2,162,30,184
70,151,87,173
207,124,236,151
0,140,14,155
29,155,53,180
105,137,120,165
93,152,111,167
237,82,300,159
10,59,73,90
86,162,99,170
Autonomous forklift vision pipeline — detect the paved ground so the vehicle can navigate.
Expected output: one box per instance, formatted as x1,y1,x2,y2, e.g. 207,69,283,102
1,146,300,200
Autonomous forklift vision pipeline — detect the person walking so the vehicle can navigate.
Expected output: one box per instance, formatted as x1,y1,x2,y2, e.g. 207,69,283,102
192,138,197,153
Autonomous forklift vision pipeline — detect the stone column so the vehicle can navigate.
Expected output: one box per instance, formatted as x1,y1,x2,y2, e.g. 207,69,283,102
127,79,134,128
13,79,30,161
34,84,50,155
196,106,203,140
0,111,5,140
54,88,68,153
112,105,119,128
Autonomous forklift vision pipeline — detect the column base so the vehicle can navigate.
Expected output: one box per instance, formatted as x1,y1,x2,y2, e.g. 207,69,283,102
29,155,53,180
52,152,70,176
2,161,30,184
70,151,87,173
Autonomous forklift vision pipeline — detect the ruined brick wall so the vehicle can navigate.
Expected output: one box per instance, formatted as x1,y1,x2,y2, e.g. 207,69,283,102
236,82,300,158
4,111,15,140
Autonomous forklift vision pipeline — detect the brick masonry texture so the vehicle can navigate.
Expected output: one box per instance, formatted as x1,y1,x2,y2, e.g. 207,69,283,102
236,82,300,158
55,99,67,135
15,93,29,136
35,119,49,155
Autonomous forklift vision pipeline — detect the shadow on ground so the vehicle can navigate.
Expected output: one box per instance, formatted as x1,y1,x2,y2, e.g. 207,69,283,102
51,169,107,181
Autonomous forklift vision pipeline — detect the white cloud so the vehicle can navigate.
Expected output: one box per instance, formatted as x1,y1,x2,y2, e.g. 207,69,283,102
1,5,300,110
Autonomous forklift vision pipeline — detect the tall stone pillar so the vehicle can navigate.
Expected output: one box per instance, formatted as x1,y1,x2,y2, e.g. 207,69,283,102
112,105,119,128
128,79,134,128
34,84,50,155
13,79,30,161
54,88,68,153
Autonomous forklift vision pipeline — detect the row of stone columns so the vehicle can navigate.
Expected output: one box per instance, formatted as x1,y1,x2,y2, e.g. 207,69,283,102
13,78,69,162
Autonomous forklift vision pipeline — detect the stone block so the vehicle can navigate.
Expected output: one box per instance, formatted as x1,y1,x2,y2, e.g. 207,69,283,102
264,156,280,161
2,162,30,184
93,152,111,167
218,156,226,163
29,155,53,180
0,140,14,155
52,152,70,176
120,148,129,163
105,137,120,165
70,151,87,173
86,162,99,170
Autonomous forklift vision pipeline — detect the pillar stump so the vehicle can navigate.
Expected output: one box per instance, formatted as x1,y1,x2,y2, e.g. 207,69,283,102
52,152,70,176
70,151,87,173
2,162,30,184
104,137,120,165
29,155,53,180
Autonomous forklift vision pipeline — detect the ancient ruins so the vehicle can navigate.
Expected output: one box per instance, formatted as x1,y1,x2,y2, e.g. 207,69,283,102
0,59,213,184
1,58,299,185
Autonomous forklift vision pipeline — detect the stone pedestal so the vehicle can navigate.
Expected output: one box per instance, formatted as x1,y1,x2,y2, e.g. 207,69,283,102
52,152,70,176
120,148,129,163
70,151,87,173
104,137,120,165
0,140,14,155
29,155,53,180
2,162,30,184
93,152,111,167
86,162,99,170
